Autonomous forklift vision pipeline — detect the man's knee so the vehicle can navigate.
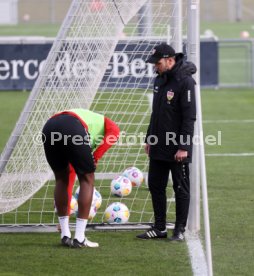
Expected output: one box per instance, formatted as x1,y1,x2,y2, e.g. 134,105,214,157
78,172,95,185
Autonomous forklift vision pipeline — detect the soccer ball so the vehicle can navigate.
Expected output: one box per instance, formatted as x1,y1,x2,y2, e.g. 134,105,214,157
88,204,97,220
111,175,132,197
74,186,102,209
122,167,144,187
69,196,78,215
104,202,130,223
74,186,102,219
92,188,103,209
54,196,78,215
74,186,80,200
240,30,250,38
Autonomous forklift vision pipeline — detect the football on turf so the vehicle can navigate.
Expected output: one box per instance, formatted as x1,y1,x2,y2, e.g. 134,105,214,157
74,186,102,219
122,166,144,187
110,175,132,197
69,196,78,215
104,202,130,223
54,196,78,215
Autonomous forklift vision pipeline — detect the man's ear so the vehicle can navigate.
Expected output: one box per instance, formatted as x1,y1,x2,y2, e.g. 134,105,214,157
167,57,175,69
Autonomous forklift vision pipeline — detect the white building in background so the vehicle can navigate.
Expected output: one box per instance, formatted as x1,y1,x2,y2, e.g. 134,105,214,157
0,0,18,25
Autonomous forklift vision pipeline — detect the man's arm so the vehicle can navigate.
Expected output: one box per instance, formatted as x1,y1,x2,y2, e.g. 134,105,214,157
179,77,196,152
93,117,120,163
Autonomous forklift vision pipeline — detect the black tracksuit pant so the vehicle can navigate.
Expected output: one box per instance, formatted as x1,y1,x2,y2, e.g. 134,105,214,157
148,158,190,232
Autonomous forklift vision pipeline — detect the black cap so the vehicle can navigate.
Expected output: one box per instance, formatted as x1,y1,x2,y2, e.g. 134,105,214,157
146,43,176,63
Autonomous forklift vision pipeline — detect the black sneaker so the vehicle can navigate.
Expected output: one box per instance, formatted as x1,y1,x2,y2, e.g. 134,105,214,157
72,238,99,248
169,230,185,242
136,227,167,239
61,236,72,247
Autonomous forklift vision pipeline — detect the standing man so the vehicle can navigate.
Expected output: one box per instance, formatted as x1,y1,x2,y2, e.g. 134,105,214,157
42,109,119,248
137,43,196,241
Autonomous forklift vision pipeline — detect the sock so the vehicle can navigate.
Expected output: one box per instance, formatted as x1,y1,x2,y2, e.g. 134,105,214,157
58,216,71,239
74,218,88,242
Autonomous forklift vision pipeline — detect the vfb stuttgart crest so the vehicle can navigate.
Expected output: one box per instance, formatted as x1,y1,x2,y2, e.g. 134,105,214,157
167,90,174,101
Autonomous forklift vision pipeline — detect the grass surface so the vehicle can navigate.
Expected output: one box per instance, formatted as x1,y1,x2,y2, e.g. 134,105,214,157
200,89,254,276
0,91,29,151
0,21,253,39
0,231,191,276
0,89,254,275
0,24,60,37
200,21,254,39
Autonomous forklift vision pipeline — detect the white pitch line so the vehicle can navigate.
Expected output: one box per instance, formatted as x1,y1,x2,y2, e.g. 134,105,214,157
186,231,208,276
147,95,254,125
206,153,254,157
203,119,254,124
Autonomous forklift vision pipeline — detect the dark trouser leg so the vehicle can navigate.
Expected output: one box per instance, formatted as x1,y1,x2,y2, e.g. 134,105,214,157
148,159,170,231
171,163,190,231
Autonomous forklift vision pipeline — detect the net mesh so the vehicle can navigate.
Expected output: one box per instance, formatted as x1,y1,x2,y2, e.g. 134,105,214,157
0,0,188,227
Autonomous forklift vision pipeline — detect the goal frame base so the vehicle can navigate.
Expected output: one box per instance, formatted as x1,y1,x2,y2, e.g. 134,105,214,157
0,222,175,233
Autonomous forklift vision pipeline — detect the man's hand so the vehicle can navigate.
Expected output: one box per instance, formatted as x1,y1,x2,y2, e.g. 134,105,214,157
174,149,188,162
144,143,150,155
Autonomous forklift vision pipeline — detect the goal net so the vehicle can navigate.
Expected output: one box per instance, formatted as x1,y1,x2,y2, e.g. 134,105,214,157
0,0,191,229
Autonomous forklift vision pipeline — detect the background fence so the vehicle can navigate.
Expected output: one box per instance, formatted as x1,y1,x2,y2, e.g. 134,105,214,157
219,39,254,87
202,0,254,22
1,0,254,24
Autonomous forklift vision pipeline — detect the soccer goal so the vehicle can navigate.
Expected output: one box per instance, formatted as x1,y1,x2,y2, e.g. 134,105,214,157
0,0,201,232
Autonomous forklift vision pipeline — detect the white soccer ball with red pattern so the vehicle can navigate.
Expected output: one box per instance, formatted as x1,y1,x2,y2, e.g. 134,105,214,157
122,167,144,187
111,175,132,197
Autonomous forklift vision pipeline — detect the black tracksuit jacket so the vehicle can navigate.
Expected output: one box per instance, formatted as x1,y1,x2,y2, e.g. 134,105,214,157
145,54,197,163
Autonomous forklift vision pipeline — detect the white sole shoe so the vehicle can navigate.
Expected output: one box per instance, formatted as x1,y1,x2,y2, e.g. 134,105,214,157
72,238,99,248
